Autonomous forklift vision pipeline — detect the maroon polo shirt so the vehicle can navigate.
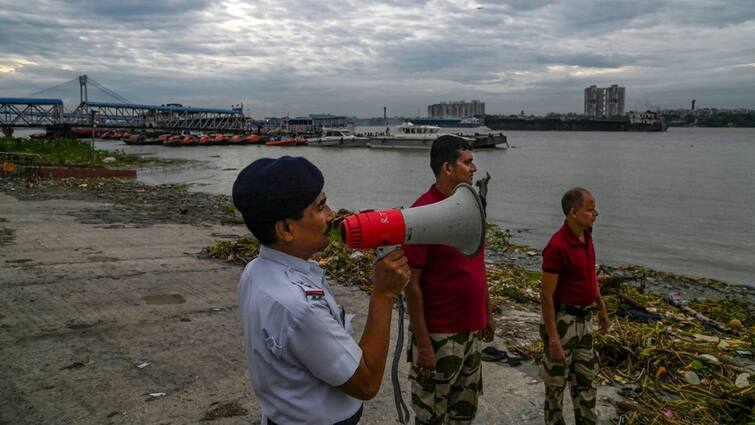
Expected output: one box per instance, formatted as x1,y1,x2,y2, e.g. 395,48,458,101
541,221,598,306
403,185,488,333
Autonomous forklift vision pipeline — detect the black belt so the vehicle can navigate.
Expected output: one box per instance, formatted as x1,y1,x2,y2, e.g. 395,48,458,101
555,303,595,318
267,404,362,425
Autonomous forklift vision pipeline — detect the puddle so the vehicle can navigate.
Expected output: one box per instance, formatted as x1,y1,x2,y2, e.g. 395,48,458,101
143,294,186,305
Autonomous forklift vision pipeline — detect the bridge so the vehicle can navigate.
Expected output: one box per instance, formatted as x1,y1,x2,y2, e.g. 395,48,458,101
1,75,248,135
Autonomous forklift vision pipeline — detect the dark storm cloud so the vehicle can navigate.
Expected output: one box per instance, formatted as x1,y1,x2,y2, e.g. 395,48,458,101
0,0,753,116
60,0,213,21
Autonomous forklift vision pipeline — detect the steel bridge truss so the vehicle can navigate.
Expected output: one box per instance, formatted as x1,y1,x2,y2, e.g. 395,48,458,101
70,101,246,132
0,98,64,127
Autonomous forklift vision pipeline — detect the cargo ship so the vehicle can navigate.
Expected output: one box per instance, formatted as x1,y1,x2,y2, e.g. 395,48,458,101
484,112,667,132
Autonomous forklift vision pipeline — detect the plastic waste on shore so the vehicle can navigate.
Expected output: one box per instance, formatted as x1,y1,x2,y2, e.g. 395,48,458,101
683,371,701,385
735,373,751,388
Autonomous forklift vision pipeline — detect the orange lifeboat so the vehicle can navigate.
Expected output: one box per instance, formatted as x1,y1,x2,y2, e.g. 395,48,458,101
230,135,243,144
198,135,213,145
243,134,263,144
266,136,298,146
74,128,93,138
182,135,198,146
214,134,229,145
165,135,182,146
157,134,171,142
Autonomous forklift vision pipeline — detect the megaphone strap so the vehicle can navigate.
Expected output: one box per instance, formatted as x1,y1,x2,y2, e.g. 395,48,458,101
391,295,411,424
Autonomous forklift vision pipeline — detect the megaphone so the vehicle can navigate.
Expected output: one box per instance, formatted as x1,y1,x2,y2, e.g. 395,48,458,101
340,183,486,256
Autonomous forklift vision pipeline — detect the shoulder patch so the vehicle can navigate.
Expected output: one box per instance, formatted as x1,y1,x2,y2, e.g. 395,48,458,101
288,279,326,302
304,289,325,300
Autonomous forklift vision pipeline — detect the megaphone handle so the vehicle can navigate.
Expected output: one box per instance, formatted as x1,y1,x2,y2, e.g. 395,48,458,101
375,244,410,291
376,244,401,260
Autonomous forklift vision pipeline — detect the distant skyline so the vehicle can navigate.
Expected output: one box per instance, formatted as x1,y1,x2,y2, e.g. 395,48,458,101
1,0,754,118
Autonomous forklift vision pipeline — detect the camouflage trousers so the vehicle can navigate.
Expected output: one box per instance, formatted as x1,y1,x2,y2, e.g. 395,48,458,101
408,331,483,425
539,311,598,425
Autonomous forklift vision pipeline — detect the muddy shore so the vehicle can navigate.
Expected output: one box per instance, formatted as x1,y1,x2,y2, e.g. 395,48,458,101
1,176,753,424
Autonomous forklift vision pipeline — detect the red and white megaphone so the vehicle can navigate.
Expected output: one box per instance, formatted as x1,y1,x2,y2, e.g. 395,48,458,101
340,183,486,256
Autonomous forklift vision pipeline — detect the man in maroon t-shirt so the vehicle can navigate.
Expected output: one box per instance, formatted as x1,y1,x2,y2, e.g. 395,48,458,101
539,187,608,425
404,135,495,425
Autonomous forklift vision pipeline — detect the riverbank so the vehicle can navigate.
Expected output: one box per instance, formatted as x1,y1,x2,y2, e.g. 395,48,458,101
0,137,183,169
0,176,611,425
1,176,753,424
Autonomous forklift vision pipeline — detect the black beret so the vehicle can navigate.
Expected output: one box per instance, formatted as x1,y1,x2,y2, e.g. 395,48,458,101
232,156,324,222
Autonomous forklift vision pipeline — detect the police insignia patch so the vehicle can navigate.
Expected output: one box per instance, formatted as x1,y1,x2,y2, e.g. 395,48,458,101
304,289,325,300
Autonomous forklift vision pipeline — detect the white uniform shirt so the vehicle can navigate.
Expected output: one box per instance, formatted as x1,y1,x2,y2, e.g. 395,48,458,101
238,245,363,424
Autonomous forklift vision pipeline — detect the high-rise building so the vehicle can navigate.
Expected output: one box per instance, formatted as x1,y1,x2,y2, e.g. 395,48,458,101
427,100,485,118
584,85,625,118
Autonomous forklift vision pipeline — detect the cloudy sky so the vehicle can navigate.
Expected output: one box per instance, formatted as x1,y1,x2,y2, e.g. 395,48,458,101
1,0,754,117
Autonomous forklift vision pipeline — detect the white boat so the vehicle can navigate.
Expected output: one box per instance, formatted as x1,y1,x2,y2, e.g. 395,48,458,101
460,117,481,126
307,128,368,147
367,122,507,149
367,123,443,149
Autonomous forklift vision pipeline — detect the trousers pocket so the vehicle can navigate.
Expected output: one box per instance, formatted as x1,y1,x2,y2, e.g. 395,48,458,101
539,355,567,387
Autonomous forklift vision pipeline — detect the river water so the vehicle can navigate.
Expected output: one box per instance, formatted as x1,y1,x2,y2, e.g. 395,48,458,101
30,127,754,287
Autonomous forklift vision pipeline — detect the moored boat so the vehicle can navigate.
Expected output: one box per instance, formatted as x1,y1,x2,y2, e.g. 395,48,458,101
266,136,306,146
242,134,263,144
367,122,507,149
164,134,182,146
182,135,198,146
367,123,442,149
308,128,368,147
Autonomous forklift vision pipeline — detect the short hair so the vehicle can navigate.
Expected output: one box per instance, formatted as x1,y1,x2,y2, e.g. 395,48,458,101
244,209,305,245
430,135,472,176
561,187,590,215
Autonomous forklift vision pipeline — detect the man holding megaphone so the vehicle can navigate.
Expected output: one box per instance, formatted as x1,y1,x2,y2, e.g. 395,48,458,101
403,136,495,425
232,156,411,425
